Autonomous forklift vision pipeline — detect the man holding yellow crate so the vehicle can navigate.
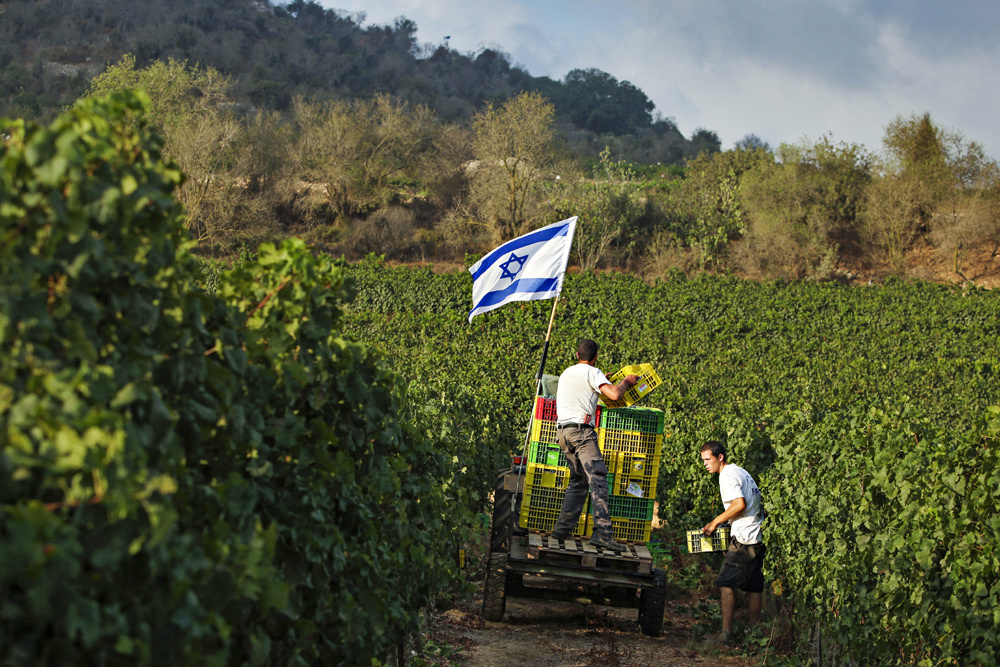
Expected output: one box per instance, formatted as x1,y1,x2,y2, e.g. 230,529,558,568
700,440,765,646
549,339,638,552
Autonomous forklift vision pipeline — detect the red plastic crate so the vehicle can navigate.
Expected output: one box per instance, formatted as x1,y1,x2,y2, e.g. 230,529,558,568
533,397,601,428
534,396,557,421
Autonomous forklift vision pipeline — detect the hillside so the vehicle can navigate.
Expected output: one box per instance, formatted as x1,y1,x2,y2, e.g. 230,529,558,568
3,0,998,288
0,0,709,163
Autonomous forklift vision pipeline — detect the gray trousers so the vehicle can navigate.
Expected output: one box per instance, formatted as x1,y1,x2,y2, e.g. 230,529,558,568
552,425,613,535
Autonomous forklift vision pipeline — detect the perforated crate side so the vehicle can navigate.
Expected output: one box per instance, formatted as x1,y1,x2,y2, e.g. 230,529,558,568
588,495,655,521
530,418,558,446
534,404,602,428
615,451,661,481
600,406,665,434
610,516,651,543
598,429,663,457
524,462,569,490
610,454,659,499
534,396,557,421
528,441,567,468
519,485,587,535
613,478,655,500
601,363,662,409
686,527,730,553
610,496,655,521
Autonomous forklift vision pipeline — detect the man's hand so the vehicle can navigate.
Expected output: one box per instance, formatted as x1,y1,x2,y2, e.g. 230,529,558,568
625,374,639,386
702,520,718,536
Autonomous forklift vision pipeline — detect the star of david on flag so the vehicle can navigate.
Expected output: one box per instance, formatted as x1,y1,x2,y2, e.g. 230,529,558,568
468,216,577,322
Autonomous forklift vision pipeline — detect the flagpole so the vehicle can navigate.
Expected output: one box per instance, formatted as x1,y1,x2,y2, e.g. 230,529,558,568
519,287,564,468
534,292,561,396
466,216,576,489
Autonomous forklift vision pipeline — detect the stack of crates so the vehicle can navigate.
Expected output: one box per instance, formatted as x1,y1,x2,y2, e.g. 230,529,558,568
519,365,665,545
518,461,587,536
591,404,665,543
519,396,590,537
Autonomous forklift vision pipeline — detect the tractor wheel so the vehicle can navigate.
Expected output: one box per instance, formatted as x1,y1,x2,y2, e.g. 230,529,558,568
481,551,508,622
638,569,666,636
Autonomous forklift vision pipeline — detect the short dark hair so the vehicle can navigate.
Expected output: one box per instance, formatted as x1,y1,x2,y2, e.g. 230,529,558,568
700,440,726,459
577,339,599,362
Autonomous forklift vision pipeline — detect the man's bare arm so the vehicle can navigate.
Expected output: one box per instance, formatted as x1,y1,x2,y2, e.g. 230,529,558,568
703,496,746,536
599,374,639,401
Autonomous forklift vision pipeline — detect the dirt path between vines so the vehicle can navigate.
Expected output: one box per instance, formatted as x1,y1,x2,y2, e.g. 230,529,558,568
421,587,764,667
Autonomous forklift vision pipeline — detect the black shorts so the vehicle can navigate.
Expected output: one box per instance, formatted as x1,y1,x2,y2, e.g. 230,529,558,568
716,540,766,593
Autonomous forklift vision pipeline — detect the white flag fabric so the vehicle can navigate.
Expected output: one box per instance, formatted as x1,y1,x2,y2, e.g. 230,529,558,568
468,216,577,322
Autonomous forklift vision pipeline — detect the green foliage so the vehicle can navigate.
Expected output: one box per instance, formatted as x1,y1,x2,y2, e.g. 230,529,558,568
648,149,769,269
737,137,872,278
548,148,645,270
763,403,999,665
552,68,655,136
1,92,474,665
83,55,283,247
1,89,254,664
339,263,1000,665
85,55,233,135
289,94,440,223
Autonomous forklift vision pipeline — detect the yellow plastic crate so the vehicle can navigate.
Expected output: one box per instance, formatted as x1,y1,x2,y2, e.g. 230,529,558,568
587,515,651,543
530,418,558,446
524,462,569,490
615,451,660,480
686,527,731,553
598,429,663,457
610,451,659,499
601,364,662,409
519,483,587,535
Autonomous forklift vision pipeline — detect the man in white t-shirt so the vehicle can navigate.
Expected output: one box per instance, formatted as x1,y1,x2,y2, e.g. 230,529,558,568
700,440,765,646
549,339,637,552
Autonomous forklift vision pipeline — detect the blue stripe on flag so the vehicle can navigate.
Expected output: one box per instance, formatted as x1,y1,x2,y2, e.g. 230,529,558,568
469,222,570,282
472,277,561,311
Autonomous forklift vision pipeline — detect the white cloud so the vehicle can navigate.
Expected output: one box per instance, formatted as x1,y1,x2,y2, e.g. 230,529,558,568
318,0,1000,158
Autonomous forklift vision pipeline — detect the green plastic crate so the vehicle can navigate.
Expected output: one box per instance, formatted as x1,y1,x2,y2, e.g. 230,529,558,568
600,406,665,435
528,441,567,468
589,495,655,521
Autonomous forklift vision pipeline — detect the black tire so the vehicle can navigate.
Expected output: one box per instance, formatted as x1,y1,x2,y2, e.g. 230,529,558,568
481,551,508,622
638,569,666,637
489,471,514,552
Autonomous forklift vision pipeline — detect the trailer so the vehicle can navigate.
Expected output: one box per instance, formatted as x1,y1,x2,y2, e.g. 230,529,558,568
482,466,666,637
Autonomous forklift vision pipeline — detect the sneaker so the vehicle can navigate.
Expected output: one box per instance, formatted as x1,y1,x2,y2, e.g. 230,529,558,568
588,531,625,552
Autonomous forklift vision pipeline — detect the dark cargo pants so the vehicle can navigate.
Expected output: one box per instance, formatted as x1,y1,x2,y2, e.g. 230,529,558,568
551,425,613,535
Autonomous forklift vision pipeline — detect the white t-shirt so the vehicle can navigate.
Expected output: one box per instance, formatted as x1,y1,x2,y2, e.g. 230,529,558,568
719,464,763,544
555,363,610,427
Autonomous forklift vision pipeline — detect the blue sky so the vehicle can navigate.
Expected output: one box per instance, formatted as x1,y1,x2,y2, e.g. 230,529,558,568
320,0,1000,160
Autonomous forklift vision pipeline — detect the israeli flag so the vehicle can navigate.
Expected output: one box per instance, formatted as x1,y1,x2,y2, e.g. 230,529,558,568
468,216,577,323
